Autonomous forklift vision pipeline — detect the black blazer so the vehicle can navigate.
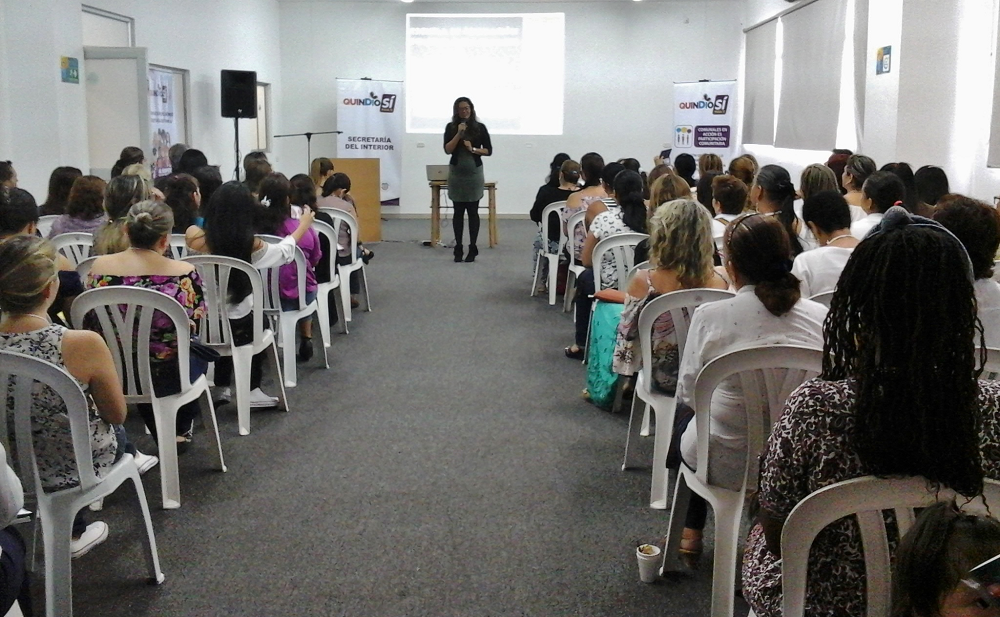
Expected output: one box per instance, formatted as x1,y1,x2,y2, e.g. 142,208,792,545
443,122,492,167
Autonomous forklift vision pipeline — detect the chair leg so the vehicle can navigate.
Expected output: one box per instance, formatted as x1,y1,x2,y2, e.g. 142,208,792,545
269,339,290,412
316,290,332,348
40,508,75,617
281,316,297,388
622,394,646,471
339,278,353,324
547,256,558,306
200,392,228,473
361,267,371,312
153,404,182,510
333,286,349,334
128,470,165,584
649,406,674,509
563,273,577,313
662,472,692,574
531,257,541,297
316,311,331,369
708,492,744,617
232,349,253,436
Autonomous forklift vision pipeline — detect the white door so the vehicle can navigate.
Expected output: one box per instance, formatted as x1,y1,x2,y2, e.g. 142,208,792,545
83,46,150,179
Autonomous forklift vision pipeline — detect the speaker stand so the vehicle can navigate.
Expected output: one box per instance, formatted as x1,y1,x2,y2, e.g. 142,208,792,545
273,130,342,170
233,116,241,181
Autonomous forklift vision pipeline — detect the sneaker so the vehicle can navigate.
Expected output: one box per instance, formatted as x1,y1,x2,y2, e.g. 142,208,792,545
212,386,232,406
134,451,159,475
249,388,279,408
71,521,109,558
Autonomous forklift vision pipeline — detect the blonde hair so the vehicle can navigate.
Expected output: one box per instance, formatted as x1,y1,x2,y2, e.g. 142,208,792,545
93,220,130,255
698,153,724,176
799,164,839,201
648,199,715,288
649,173,692,210
0,235,57,313
309,158,334,188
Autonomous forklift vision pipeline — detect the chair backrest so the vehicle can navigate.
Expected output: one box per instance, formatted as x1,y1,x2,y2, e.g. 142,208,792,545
809,291,835,308
692,344,823,490
168,234,190,260
318,208,361,268
981,347,1000,381
539,201,567,256
566,210,587,268
781,476,1000,617
50,232,94,267
0,350,105,494
592,232,649,291
636,288,735,389
184,254,267,350
311,219,340,284
75,255,97,278
257,235,312,312
36,215,59,238
625,260,652,284
70,286,198,401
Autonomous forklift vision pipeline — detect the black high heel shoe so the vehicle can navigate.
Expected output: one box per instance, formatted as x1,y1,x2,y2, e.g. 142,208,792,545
464,244,478,263
453,244,464,263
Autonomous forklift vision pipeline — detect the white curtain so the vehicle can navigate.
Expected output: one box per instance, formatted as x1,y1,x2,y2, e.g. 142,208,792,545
743,20,777,145
774,0,848,150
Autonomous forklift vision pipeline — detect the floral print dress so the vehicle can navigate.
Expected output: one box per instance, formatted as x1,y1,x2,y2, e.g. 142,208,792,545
741,378,1000,617
612,273,686,396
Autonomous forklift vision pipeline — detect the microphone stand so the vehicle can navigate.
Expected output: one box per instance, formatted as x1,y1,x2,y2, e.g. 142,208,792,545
273,130,343,169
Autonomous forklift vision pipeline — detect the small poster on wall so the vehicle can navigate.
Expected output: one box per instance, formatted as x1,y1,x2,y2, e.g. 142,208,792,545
876,46,892,75
148,68,180,179
671,80,738,162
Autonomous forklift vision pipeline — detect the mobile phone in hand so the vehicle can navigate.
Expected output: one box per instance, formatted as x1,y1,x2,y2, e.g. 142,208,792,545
660,149,672,162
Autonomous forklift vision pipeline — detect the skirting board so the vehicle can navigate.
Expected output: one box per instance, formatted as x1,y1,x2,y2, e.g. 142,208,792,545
380,213,531,220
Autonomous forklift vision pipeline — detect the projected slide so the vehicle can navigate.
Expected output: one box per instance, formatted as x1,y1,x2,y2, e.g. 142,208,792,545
406,13,565,135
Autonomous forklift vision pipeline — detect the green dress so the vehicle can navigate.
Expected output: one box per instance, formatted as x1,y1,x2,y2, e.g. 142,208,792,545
448,146,485,202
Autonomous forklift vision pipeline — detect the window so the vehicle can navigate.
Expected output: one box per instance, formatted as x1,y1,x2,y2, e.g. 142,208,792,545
82,5,134,47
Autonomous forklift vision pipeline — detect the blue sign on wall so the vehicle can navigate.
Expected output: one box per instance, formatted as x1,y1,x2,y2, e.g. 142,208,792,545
876,46,891,75
61,56,79,84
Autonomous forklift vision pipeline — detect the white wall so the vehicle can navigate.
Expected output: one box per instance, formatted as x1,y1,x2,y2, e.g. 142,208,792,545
0,0,281,200
277,0,743,216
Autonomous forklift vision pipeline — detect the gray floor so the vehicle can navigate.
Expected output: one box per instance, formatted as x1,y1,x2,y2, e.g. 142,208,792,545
60,218,746,616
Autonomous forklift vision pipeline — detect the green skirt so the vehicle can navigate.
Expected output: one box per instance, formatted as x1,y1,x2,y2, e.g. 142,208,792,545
448,155,485,202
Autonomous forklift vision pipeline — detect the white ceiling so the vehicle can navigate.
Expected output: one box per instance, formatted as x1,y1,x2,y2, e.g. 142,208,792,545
278,0,684,3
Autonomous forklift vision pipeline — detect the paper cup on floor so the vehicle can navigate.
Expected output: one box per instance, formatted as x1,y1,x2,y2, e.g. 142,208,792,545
636,544,661,583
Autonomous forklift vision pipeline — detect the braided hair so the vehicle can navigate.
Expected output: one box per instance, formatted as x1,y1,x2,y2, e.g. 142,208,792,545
755,164,804,256
823,210,985,498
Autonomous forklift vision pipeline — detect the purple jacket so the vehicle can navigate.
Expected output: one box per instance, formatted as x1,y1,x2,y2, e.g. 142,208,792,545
48,214,108,238
278,218,321,300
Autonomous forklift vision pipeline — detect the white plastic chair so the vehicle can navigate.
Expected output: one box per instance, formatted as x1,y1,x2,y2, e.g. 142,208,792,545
168,234,189,260
621,288,735,509
70,286,227,510
808,290,835,308
257,235,329,387
530,201,566,306
982,347,1000,381
0,350,164,616
563,210,587,312
36,215,59,238
318,208,371,322
74,256,97,278
310,219,350,336
625,260,652,284
50,233,94,268
591,232,648,292
781,476,1000,617
185,255,289,436
662,344,823,617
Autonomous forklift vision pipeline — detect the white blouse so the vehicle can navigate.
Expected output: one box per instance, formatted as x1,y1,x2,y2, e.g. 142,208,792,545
850,213,883,240
790,245,854,297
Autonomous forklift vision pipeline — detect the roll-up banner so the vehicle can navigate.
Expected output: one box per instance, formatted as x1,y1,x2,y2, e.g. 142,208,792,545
671,80,738,163
149,68,181,179
336,79,405,206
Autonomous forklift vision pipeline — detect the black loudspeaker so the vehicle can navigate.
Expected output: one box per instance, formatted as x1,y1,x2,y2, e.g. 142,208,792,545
221,70,257,119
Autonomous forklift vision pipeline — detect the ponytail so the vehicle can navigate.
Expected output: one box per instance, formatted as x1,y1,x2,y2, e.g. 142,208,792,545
756,164,804,256
727,213,802,316
614,170,648,234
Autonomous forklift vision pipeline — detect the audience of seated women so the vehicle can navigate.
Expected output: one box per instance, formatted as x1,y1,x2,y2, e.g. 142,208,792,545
915,165,950,218
0,234,157,558
316,172,373,308
187,181,317,408
93,174,149,255
257,172,322,361
160,173,201,233
563,152,606,258
891,501,1000,617
851,170,906,239
932,194,1000,348
791,190,859,297
48,175,108,237
742,206,1000,617
613,199,728,391
564,169,648,360
86,201,207,447
669,214,827,564
751,165,810,254
841,154,877,210
530,158,580,287
39,166,82,216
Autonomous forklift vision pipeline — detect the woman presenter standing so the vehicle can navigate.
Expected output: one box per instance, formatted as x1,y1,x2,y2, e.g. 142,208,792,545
443,97,492,263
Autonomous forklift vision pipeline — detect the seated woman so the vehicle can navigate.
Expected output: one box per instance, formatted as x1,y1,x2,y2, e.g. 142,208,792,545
915,165,950,218
40,166,82,216
257,173,322,361
48,175,108,237
751,165,810,254
671,214,827,563
187,181,315,407
790,190,859,297
584,162,626,226
613,199,728,391
160,173,201,233
309,157,335,198
86,201,206,447
741,207,1000,616
841,154,877,212
530,157,580,288
0,235,156,558
851,170,907,240
564,169,648,359
562,153,606,255
94,174,150,255
634,172,693,265
891,501,1000,617
933,194,1000,348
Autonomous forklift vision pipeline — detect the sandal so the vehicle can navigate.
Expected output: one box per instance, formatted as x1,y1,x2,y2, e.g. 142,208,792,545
564,345,585,360
679,528,704,569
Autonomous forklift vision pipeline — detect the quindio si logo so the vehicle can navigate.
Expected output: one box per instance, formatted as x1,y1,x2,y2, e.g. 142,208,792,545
343,91,397,113
678,94,730,115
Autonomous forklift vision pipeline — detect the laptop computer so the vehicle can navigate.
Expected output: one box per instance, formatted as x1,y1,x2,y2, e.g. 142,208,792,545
426,165,450,182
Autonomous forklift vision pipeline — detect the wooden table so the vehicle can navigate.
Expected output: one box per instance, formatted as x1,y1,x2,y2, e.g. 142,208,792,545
429,181,497,248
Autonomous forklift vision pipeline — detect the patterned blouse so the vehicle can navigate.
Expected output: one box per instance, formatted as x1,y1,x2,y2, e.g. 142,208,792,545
85,271,207,362
742,378,1000,617
562,194,605,261
0,325,117,491
589,208,635,289
612,273,686,396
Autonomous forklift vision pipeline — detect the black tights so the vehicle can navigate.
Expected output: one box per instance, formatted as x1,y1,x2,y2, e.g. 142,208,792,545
452,201,481,246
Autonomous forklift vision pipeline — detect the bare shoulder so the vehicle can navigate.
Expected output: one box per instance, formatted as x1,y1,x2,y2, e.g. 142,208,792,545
626,269,651,298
